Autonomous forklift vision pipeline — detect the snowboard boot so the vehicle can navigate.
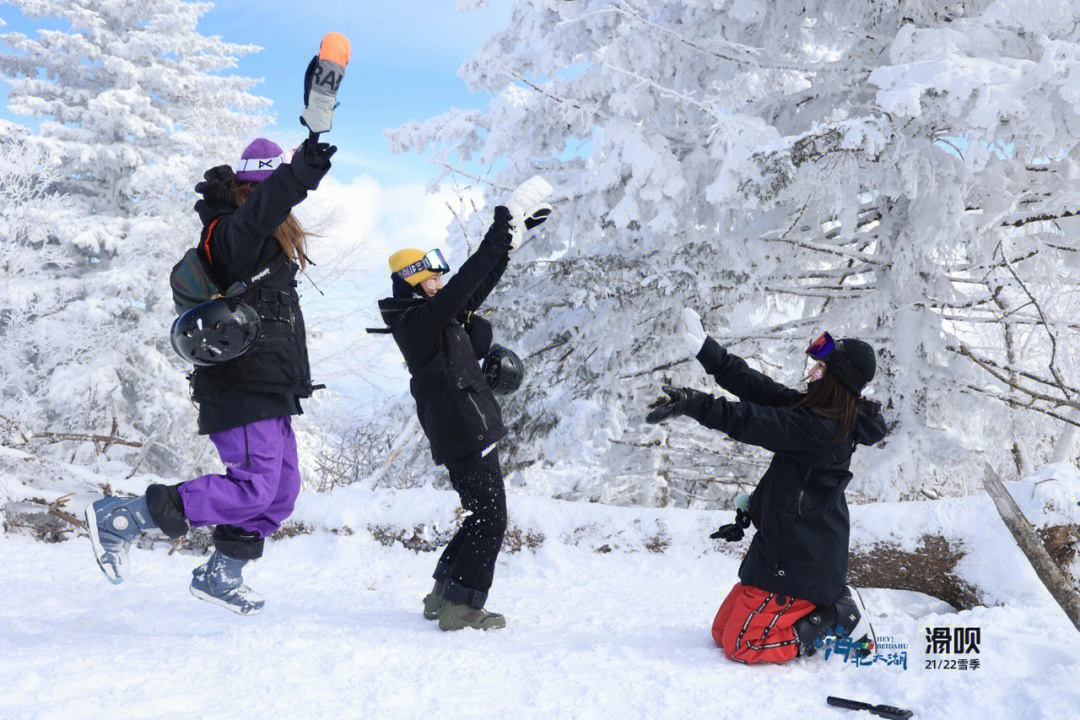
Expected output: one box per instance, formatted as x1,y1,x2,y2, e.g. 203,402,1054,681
84,495,157,584
795,585,875,658
423,581,446,620
189,550,265,616
438,601,506,632
794,604,836,657
836,585,876,657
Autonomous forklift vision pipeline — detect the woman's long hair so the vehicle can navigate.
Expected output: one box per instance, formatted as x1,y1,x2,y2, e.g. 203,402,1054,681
792,368,862,442
233,181,309,270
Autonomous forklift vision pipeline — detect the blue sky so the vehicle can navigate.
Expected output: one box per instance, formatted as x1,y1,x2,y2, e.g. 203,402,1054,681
0,0,512,186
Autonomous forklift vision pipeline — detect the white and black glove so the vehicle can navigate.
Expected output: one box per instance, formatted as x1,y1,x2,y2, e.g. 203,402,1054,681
507,175,554,249
682,307,707,357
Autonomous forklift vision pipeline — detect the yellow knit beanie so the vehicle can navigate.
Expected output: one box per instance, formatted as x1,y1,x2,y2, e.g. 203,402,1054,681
389,248,434,286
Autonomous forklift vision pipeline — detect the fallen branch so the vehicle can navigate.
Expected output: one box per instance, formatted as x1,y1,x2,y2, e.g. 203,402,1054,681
28,431,142,449
49,493,83,528
983,463,1080,633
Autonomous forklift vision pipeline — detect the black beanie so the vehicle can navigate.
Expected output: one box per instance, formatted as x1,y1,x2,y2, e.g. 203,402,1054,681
828,339,876,396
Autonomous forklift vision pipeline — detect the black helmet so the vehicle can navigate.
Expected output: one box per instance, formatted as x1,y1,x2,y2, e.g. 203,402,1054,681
483,344,525,395
170,298,261,366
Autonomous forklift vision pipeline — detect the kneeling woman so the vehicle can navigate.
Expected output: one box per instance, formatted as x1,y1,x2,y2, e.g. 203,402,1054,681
378,178,552,631
646,309,887,663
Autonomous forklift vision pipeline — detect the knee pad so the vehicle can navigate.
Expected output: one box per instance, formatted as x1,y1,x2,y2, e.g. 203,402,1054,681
145,483,189,539
212,524,265,560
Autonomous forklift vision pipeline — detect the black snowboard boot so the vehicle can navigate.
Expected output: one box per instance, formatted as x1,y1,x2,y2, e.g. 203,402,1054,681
795,585,875,657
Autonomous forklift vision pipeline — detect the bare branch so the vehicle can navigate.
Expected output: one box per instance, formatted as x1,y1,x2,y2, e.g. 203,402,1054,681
958,345,1079,411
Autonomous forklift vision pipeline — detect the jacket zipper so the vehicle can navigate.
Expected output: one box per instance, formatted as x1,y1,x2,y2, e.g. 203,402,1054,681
467,393,489,431
243,425,250,467
796,468,811,514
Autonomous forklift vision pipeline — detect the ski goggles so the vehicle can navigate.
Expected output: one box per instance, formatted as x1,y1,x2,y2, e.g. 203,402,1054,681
396,249,450,280
807,330,864,389
806,331,836,361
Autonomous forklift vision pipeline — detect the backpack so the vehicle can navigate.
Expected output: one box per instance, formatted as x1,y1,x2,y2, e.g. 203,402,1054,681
169,217,287,314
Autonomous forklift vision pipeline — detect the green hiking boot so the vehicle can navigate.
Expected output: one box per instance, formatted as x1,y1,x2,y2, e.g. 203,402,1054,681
438,601,507,631
423,581,445,620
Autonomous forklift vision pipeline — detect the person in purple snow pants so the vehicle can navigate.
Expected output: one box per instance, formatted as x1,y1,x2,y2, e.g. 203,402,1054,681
84,135,336,615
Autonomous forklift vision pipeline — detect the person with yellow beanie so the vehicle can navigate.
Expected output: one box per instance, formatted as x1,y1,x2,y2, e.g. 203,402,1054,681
377,176,553,631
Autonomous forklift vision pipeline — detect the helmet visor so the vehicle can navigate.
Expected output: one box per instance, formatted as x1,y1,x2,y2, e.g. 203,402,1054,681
806,331,836,361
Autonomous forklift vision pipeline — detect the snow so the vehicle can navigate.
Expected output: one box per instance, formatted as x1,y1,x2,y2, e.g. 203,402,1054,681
2,517,1078,720
4,1,1080,716
4,469,1080,719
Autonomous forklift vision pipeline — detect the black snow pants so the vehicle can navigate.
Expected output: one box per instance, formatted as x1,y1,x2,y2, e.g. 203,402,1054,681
434,447,507,609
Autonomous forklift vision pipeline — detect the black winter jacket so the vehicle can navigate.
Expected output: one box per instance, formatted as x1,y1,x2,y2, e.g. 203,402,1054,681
189,155,326,435
378,208,513,465
690,337,888,606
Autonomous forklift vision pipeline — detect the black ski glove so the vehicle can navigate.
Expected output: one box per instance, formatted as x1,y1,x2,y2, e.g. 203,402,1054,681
194,165,237,207
290,137,337,190
484,206,514,251
645,385,710,424
710,508,751,542
524,206,552,230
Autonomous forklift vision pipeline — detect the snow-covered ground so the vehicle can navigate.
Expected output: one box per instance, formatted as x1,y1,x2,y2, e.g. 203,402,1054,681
3,494,1079,720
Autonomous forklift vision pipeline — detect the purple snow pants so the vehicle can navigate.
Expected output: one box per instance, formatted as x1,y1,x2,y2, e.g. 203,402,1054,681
178,416,300,538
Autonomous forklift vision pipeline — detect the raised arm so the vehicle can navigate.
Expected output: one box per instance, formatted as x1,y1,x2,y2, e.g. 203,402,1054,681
403,207,513,339
690,394,829,465
647,385,830,468
462,249,511,316
696,337,802,408
201,140,333,281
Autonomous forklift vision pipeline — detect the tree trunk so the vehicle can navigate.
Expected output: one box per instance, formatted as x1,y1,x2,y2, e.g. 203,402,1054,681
983,463,1080,633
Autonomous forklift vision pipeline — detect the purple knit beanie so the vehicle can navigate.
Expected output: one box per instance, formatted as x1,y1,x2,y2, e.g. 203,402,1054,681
235,138,285,183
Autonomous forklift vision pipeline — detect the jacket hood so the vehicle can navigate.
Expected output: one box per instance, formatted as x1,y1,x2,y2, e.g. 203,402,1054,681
853,400,888,446
194,198,234,227
378,296,424,328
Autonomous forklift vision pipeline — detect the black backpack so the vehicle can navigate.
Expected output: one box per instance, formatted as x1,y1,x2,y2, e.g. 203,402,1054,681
169,218,287,314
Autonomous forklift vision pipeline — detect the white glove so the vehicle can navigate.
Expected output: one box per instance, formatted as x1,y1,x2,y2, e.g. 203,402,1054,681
682,307,707,356
507,175,554,247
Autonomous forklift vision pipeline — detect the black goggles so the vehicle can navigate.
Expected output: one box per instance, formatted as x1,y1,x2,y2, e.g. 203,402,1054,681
396,249,450,280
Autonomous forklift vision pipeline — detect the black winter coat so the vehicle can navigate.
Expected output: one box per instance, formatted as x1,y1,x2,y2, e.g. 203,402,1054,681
189,155,327,435
690,337,888,606
378,208,513,465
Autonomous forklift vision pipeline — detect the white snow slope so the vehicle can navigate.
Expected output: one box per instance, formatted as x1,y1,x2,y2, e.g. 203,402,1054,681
4,476,1080,720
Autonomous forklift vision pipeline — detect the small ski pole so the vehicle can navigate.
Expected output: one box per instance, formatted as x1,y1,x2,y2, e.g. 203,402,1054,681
827,696,913,720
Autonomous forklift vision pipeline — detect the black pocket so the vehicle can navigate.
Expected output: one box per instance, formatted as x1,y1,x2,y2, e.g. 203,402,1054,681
234,338,295,386
775,509,833,576
411,368,450,394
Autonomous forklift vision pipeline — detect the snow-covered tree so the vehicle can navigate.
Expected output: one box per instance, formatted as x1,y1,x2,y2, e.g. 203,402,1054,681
387,0,1080,505
0,0,270,475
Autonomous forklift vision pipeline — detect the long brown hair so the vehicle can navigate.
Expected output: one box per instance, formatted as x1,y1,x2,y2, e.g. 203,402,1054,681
233,181,309,270
792,368,862,442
